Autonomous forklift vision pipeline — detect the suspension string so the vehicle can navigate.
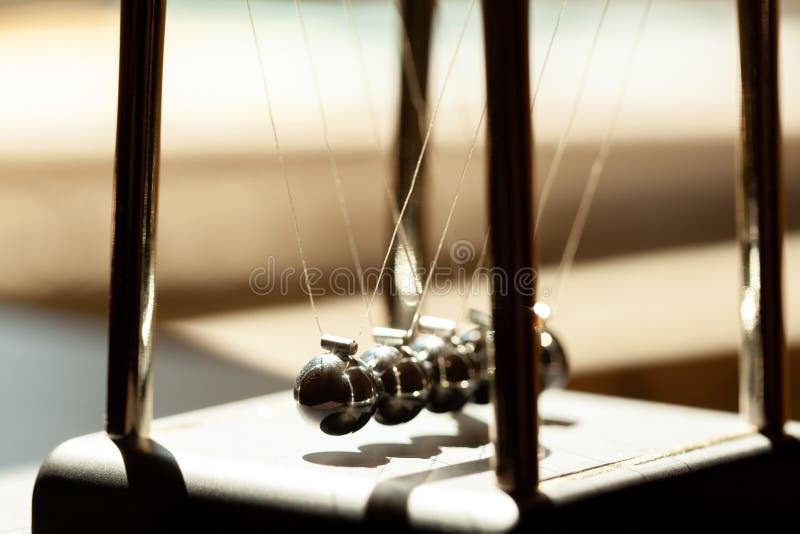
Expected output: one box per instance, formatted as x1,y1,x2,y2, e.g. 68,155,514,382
530,0,568,114
458,224,491,323
294,0,372,332
548,0,652,322
357,0,478,339
392,0,457,232
534,0,610,233
341,0,423,305
409,105,486,334
462,0,569,323
246,0,322,334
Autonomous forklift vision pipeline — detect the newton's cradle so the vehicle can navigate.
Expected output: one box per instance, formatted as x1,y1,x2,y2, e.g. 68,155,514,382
32,1,799,532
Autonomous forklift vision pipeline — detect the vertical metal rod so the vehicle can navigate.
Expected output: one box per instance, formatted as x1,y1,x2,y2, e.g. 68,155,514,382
481,0,539,495
387,0,434,328
106,0,167,438
736,0,787,438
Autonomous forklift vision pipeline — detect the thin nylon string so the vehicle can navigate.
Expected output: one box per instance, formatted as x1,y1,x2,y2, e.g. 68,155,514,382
358,0,478,339
409,106,486,333
246,0,322,334
392,0,460,233
549,0,652,322
461,0,569,323
341,0,423,306
534,0,610,233
295,0,372,332
530,0,568,114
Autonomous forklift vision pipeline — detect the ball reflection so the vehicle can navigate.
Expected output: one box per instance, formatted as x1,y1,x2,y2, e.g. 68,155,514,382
294,353,381,435
361,345,430,425
409,334,477,413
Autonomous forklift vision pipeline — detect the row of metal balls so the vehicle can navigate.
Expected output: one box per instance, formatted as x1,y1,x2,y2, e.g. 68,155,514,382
294,321,566,436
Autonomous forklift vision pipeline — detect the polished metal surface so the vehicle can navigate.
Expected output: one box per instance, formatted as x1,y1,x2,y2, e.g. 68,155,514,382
371,326,409,346
540,329,569,390
481,0,539,495
106,0,167,439
361,345,430,425
735,0,787,438
294,353,381,436
320,334,358,356
386,0,434,329
409,334,477,414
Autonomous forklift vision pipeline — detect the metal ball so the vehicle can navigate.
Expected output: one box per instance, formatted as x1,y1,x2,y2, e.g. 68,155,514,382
361,345,430,425
459,328,490,404
294,353,381,436
540,328,569,389
409,334,477,413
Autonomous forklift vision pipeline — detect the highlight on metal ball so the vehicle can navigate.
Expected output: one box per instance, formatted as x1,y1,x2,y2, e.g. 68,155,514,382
293,334,381,436
411,316,479,413
361,330,431,425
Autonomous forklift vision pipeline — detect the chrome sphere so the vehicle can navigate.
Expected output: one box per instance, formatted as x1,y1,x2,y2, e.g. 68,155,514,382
409,334,477,413
540,328,569,389
459,328,490,404
361,345,430,425
294,353,381,435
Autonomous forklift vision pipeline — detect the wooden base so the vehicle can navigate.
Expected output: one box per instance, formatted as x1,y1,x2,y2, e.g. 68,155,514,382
33,390,800,532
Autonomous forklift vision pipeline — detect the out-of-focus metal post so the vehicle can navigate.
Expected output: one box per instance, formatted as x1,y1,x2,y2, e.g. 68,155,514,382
735,0,787,439
481,0,539,496
387,0,434,328
106,0,166,438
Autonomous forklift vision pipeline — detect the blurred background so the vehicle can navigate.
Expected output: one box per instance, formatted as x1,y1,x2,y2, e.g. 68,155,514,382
0,0,798,514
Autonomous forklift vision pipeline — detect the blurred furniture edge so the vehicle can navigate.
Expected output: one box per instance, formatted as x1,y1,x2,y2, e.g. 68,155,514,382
2,139,799,318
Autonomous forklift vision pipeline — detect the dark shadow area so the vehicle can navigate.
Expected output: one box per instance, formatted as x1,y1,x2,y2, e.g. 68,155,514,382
302,451,390,468
541,417,575,427
303,411,566,469
303,412,489,468
113,436,188,532
525,437,800,532
33,435,188,533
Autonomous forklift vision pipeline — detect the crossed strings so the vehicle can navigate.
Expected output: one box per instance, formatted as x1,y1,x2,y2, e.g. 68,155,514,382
344,0,475,322
462,0,595,322
548,0,652,322
356,0,478,340
246,0,477,342
341,0,426,327
345,0,489,339
294,0,422,335
248,0,650,343
459,0,569,322
464,0,652,327
408,0,574,333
